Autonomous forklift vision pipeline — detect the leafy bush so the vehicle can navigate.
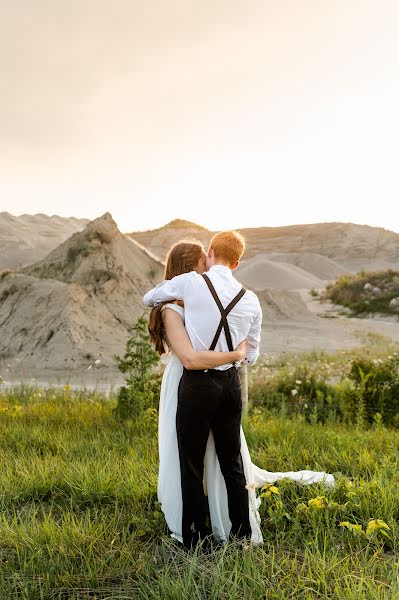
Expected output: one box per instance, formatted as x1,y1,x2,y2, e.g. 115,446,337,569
87,269,119,287
323,269,399,316
249,366,343,424
66,244,90,265
249,353,399,428
0,283,19,302
113,315,160,419
147,267,158,281
346,355,399,426
67,246,81,264
0,270,12,280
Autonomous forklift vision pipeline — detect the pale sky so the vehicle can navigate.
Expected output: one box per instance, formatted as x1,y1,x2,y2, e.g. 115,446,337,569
1,0,399,233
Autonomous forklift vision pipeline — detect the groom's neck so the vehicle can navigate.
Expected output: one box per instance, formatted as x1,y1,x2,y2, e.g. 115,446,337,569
210,259,233,270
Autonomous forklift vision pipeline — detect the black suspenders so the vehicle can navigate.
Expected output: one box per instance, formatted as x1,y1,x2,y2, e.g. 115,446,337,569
201,273,246,351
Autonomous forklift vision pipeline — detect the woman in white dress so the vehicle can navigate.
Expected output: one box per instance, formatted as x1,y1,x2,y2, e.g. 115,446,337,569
148,240,334,546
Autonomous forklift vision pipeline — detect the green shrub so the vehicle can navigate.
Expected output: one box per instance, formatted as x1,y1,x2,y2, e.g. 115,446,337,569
346,355,399,426
249,366,343,424
0,270,12,280
323,269,399,316
0,283,19,302
147,267,158,281
249,354,399,428
67,246,81,264
113,315,160,419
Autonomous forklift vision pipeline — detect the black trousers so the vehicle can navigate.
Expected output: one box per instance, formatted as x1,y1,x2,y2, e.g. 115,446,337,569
176,366,251,548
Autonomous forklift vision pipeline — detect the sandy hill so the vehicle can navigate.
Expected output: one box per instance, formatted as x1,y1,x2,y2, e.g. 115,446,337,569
129,220,211,262
0,213,163,376
129,221,399,276
162,219,208,230
239,222,399,270
0,212,90,270
256,252,347,281
257,289,316,321
235,257,324,291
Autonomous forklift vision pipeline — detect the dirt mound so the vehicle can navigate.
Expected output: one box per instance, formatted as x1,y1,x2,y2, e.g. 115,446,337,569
162,219,208,230
260,252,347,280
0,213,163,375
129,221,211,261
236,257,324,290
257,289,316,321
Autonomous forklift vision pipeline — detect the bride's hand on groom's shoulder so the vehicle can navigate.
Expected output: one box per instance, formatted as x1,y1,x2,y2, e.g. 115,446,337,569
236,339,247,361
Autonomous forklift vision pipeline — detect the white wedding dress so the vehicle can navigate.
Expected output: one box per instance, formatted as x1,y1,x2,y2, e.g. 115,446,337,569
157,303,335,545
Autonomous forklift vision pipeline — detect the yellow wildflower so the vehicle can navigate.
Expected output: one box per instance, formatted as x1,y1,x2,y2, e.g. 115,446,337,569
366,519,390,537
338,521,364,536
308,496,328,509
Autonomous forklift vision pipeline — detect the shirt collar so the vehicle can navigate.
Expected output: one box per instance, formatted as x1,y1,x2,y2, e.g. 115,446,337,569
208,264,233,275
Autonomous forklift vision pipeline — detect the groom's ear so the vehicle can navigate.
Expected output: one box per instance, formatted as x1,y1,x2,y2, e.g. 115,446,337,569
231,260,239,270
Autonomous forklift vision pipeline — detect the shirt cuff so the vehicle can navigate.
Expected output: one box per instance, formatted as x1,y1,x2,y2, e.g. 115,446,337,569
243,353,259,366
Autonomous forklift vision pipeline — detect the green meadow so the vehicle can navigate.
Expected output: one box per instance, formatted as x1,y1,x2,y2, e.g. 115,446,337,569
1,347,399,599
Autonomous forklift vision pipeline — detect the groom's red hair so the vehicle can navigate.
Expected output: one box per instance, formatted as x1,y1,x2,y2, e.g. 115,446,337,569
209,231,246,267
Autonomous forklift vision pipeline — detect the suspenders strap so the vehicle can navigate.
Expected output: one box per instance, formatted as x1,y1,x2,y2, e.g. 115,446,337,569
201,273,246,351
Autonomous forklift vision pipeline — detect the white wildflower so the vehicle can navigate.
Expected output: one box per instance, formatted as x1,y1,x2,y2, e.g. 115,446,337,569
291,389,298,396
295,380,302,385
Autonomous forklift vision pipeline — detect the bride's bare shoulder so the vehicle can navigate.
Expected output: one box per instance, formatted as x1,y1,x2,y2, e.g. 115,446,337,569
161,303,184,318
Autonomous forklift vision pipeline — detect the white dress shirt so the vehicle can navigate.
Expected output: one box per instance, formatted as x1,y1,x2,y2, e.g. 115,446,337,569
143,264,262,370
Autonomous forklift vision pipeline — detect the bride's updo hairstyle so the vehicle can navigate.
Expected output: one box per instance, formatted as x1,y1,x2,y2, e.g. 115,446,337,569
148,240,206,355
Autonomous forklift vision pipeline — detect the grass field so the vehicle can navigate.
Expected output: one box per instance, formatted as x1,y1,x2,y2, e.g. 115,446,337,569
0,380,398,599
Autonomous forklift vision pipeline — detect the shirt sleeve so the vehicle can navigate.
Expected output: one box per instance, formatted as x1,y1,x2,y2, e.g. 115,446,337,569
143,272,191,307
243,296,262,366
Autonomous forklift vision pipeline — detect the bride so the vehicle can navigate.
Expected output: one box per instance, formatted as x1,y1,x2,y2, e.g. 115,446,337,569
148,240,334,545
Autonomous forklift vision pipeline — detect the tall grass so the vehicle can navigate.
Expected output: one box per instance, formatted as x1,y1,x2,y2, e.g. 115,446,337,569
0,384,398,598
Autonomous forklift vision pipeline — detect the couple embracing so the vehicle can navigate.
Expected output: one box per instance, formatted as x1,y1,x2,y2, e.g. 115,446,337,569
143,231,334,551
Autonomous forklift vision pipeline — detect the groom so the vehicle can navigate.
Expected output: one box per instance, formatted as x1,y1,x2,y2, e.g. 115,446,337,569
143,231,262,549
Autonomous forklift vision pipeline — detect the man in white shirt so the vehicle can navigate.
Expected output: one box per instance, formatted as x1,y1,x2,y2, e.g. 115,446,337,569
143,231,262,549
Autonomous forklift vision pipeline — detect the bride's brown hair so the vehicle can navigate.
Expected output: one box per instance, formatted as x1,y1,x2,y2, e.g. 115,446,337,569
148,240,205,355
